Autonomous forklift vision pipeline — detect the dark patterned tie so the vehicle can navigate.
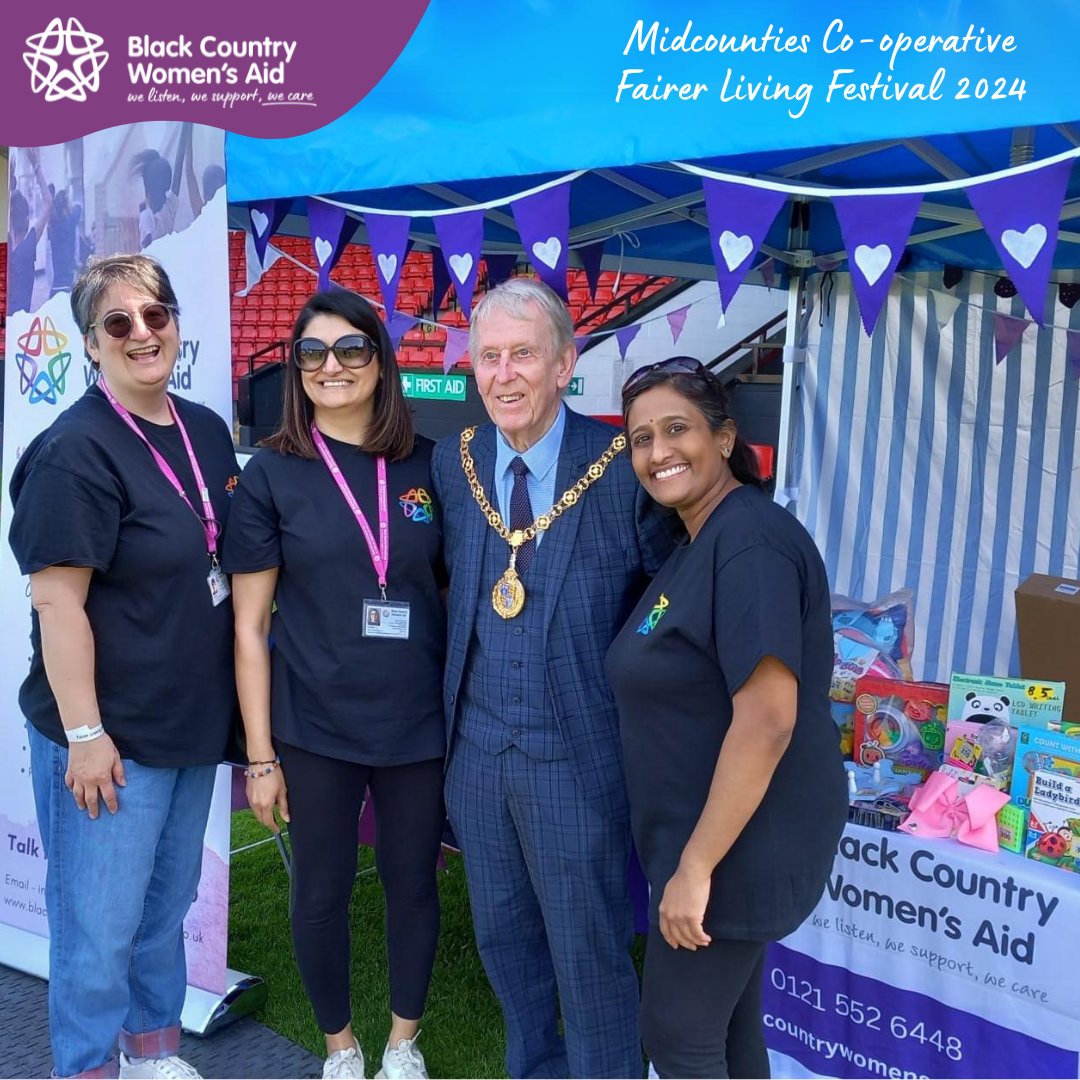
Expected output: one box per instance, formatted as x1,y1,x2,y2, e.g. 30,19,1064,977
509,456,536,575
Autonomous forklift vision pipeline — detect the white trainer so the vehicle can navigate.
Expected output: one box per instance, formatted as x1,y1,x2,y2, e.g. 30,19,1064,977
118,1053,201,1079
375,1034,427,1080
323,1039,366,1080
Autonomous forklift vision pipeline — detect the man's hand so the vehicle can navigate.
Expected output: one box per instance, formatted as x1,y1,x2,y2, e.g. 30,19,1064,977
65,735,125,819
658,862,713,951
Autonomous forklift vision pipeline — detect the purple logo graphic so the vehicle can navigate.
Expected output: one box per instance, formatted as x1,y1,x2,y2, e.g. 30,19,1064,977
24,18,109,102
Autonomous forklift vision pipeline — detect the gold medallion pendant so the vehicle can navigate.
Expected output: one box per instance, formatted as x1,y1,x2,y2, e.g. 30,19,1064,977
493,567,526,619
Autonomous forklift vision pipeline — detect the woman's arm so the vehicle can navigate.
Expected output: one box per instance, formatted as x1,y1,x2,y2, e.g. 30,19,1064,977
30,566,125,819
659,655,797,950
232,568,289,831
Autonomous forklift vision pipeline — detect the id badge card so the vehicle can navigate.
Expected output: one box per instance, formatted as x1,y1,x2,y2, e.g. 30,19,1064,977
207,564,231,607
363,598,411,639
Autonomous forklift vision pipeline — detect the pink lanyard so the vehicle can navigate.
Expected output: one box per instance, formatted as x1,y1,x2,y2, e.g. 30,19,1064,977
97,378,220,562
311,425,390,599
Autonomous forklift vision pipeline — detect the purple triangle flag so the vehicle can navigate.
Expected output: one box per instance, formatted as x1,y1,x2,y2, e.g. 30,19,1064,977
364,212,412,319
307,198,352,293
444,327,470,374
484,253,518,290
666,305,690,345
434,210,484,318
512,184,571,300
966,159,1071,325
615,324,641,361
574,334,591,354
758,257,776,291
701,179,786,312
1067,330,1080,378
248,199,289,267
388,312,418,350
833,192,923,335
992,312,1030,364
431,248,452,314
577,240,606,300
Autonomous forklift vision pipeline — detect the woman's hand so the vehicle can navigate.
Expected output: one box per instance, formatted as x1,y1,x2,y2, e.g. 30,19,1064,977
658,862,713,950
65,733,126,819
246,766,290,833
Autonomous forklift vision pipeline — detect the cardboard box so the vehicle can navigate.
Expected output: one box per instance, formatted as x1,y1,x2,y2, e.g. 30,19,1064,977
1015,574,1080,728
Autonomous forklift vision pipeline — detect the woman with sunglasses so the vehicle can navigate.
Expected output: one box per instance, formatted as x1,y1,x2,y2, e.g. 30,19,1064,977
605,358,847,1079
223,291,446,1080
8,254,239,1080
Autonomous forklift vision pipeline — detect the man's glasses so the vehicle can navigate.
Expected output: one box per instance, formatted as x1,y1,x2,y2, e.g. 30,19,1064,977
293,334,378,372
622,356,710,394
90,302,174,340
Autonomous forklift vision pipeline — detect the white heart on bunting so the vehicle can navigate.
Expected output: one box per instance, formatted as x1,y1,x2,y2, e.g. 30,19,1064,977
718,230,754,272
314,237,333,266
532,237,562,269
854,243,892,286
449,253,473,284
1001,223,1047,270
251,209,269,237
377,253,398,282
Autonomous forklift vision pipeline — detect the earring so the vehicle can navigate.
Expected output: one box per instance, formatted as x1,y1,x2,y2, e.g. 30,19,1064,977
723,447,731,458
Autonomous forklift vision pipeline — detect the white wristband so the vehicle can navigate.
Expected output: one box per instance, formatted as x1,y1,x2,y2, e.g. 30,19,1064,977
64,724,104,744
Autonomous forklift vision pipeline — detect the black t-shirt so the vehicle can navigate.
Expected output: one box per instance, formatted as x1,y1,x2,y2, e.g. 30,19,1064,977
8,384,241,766
605,485,848,941
221,436,448,766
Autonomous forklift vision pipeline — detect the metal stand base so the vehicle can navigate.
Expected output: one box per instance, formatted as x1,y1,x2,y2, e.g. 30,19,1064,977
181,968,267,1037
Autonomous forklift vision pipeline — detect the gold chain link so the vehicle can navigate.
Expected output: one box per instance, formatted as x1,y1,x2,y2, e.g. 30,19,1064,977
459,426,626,545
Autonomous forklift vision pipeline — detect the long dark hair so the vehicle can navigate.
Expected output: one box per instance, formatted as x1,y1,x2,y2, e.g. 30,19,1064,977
621,359,762,488
262,290,414,461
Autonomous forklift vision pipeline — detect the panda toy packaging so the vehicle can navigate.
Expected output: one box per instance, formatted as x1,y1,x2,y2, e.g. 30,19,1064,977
853,676,949,781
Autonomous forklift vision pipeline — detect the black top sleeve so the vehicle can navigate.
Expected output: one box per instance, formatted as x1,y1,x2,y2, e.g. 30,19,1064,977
222,455,283,572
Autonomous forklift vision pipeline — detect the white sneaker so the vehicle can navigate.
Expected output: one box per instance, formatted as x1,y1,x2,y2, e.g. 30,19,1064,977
323,1040,366,1080
118,1053,201,1079
375,1034,427,1079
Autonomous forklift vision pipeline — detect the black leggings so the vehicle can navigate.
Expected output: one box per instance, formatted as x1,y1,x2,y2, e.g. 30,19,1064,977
277,742,445,1034
641,932,769,1079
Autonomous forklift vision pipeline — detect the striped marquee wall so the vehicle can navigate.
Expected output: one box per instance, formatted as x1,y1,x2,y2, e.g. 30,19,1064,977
790,272,1080,683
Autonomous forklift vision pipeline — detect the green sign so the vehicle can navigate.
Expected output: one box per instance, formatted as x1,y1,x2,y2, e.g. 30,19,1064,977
565,377,584,396
400,373,468,401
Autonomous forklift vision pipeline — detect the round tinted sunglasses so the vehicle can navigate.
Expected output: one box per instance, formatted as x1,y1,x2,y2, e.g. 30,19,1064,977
622,356,710,393
90,302,175,340
293,333,377,372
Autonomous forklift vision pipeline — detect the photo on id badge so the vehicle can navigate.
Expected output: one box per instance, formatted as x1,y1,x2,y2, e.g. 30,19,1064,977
363,599,410,639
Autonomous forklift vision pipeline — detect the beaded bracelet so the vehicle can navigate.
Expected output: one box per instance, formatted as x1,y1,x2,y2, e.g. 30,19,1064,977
244,757,281,779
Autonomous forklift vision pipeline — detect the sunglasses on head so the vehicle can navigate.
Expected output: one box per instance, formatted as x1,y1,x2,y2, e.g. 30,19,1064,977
293,333,378,372
622,356,710,393
91,302,174,340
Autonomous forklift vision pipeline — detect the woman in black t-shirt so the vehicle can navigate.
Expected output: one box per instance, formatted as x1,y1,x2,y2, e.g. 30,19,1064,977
9,254,239,1080
224,291,446,1080
605,359,847,1080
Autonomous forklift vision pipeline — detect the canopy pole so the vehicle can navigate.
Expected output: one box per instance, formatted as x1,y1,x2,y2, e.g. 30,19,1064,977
773,269,805,511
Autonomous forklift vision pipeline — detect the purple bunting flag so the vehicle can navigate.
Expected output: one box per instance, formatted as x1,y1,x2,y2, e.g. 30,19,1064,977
615,324,641,361
443,327,470,374
387,312,418,350
833,192,923,336
484,253,519,291
666,305,690,345
1067,330,1080,378
965,159,1071,325
992,312,1030,364
248,199,290,267
431,249,451,314
512,184,571,300
434,210,484,318
701,179,787,312
758,257,776,291
365,212,412,319
574,334,591,355
577,240,606,300
307,198,352,293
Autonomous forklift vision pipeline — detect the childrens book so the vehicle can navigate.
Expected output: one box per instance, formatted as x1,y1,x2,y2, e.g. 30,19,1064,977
1009,725,1080,809
1024,770,1080,873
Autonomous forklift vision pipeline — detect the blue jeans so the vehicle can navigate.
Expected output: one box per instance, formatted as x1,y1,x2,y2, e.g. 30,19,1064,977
28,725,216,1078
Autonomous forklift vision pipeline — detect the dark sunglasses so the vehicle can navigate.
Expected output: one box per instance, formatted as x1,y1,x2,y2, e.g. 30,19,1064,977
90,302,174,340
293,333,377,372
622,356,710,393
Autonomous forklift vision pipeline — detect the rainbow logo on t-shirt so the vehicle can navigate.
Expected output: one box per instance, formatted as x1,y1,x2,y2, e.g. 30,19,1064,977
399,487,434,524
636,593,669,636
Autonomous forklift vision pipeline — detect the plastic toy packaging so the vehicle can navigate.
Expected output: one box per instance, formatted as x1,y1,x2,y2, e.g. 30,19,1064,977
853,676,948,782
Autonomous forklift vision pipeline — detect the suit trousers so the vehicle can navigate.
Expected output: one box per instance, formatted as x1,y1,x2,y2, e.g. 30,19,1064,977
445,736,642,1079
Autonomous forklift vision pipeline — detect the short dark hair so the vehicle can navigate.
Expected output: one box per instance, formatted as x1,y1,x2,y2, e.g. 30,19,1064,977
9,190,30,237
621,358,762,488
262,289,414,462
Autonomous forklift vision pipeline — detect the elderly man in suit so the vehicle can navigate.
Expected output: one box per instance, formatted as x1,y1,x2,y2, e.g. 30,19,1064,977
431,278,676,1079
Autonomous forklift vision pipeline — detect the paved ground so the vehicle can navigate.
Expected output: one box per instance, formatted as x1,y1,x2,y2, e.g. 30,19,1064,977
0,964,323,1079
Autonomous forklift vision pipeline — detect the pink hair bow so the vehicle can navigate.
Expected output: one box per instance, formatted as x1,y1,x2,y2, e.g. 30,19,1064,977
898,772,1009,852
